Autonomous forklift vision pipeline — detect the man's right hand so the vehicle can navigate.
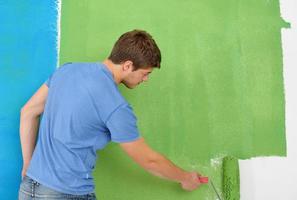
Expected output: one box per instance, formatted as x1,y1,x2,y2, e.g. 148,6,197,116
180,172,202,191
21,166,28,179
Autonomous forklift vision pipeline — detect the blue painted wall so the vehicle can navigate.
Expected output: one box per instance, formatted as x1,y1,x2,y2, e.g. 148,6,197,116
0,1,58,198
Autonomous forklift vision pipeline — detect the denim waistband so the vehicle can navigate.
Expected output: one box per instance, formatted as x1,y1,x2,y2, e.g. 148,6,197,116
19,176,97,200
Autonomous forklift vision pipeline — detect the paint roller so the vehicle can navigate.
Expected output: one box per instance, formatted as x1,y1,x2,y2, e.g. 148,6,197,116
198,156,240,200
222,156,240,200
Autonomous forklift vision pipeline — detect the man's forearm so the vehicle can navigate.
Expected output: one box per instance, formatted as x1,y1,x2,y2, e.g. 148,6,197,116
20,110,40,169
143,153,189,183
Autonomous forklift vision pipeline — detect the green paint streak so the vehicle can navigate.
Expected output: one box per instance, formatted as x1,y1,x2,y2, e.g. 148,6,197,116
60,0,287,199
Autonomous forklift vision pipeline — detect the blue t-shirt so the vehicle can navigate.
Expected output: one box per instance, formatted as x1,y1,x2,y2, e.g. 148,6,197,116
26,62,141,195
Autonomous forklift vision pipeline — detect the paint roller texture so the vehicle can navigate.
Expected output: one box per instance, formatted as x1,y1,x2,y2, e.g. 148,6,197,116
223,156,240,200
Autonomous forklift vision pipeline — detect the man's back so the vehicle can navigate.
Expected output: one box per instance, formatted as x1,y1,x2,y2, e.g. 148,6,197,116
26,62,140,195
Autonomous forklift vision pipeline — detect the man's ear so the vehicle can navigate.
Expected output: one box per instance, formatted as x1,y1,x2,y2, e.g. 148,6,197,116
122,60,134,72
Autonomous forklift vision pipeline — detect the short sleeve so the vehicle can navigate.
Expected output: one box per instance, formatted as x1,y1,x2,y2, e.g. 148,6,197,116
106,103,141,143
44,63,72,88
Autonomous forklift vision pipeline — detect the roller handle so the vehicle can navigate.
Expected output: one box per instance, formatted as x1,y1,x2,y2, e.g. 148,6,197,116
198,176,209,184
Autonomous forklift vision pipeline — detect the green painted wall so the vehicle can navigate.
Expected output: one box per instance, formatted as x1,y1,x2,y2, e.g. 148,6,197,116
59,0,288,199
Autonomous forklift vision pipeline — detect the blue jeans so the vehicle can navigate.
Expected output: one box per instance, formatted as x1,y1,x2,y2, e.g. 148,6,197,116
18,176,97,200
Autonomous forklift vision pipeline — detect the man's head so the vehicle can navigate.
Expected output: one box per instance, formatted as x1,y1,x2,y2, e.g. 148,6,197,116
108,30,161,88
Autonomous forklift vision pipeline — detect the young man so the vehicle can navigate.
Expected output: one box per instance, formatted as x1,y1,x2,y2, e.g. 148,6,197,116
19,30,204,199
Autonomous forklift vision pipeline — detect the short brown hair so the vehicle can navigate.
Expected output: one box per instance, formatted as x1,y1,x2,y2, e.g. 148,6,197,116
108,30,161,70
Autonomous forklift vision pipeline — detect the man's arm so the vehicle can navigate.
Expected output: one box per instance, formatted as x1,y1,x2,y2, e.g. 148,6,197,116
120,137,203,191
19,84,49,178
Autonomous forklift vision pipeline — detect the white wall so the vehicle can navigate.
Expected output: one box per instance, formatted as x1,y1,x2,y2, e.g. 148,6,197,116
240,0,297,199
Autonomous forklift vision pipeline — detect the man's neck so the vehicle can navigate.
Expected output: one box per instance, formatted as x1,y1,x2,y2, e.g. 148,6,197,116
102,59,122,84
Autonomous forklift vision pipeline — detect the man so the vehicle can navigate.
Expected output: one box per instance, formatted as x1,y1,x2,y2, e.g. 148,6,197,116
19,30,204,199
